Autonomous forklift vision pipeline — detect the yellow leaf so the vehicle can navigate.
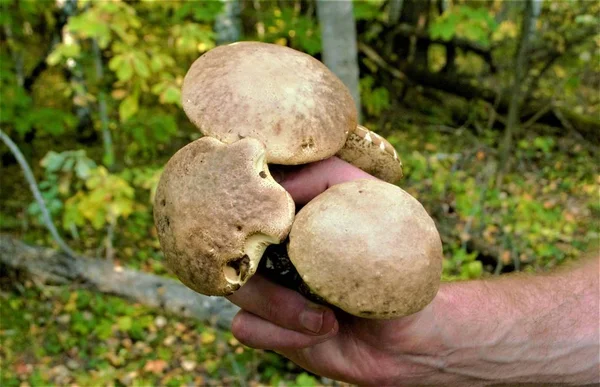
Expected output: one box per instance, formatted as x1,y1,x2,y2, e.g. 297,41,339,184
553,65,567,78
492,21,518,41
144,359,168,374
64,292,78,312
111,89,127,100
424,143,437,151
201,331,216,345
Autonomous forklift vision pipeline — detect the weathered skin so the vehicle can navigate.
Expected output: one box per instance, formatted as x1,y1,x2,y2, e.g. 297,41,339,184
154,137,295,296
181,41,356,165
288,179,443,318
336,125,404,183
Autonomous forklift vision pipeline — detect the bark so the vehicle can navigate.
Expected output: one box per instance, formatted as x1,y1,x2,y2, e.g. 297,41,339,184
388,0,404,24
92,39,114,168
316,0,362,121
0,235,239,329
215,0,242,45
397,0,430,68
22,0,75,92
498,0,536,178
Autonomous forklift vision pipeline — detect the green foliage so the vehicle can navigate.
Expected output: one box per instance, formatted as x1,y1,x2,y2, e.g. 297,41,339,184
443,248,483,280
385,118,597,276
256,7,321,55
63,166,135,231
353,0,385,21
28,150,97,223
360,76,390,117
429,5,498,47
293,372,320,386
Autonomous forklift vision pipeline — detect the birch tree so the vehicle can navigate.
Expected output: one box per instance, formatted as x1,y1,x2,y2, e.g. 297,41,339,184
316,0,362,121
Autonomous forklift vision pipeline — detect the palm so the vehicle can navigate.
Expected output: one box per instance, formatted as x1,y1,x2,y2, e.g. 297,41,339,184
279,310,440,385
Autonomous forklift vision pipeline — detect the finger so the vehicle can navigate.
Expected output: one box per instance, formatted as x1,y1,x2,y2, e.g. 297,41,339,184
227,274,337,335
275,157,376,205
231,309,339,350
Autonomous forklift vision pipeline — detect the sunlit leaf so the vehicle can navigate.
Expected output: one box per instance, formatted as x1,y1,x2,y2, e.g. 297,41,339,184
120,94,139,122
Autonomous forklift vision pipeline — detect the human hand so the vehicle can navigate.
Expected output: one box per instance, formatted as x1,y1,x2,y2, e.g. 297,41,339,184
226,157,457,385
226,157,600,386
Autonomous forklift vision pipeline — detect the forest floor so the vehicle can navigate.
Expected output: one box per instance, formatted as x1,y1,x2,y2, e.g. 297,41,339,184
0,284,343,386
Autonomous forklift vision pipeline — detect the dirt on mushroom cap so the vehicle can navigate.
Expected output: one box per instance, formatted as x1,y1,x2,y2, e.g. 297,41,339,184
288,179,443,318
181,41,356,165
154,137,295,296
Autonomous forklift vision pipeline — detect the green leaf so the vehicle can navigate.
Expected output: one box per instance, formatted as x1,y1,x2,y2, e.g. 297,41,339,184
117,62,134,82
41,151,65,172
119,94,139,122
110,55,135,82
94,319,114,340
68,12,111,43
160,86,181,105
430,20,456,41
117,316,133,332
150,55,164,72
353,0,383,21
132,54,150,78
294,373,318,387
465,261,483,278
47,43,81,65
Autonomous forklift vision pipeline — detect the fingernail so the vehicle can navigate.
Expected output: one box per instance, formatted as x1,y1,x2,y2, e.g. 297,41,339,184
300,304,325,334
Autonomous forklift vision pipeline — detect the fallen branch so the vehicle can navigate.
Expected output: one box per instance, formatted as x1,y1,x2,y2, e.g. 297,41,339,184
357,42,406,80
0,235,239,329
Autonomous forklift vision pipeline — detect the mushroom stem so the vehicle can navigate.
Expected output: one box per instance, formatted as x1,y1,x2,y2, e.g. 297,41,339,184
259,241,327,304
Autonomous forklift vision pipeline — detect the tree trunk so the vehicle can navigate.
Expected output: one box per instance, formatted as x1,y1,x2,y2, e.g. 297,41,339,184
397,0,430,68
215,0,242,45
0,235,239,329
92,39,114,168
388,0,404,24
316,0,362,122
497,0,536,181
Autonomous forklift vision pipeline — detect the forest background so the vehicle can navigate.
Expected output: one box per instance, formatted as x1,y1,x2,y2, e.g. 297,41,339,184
1,0,598,385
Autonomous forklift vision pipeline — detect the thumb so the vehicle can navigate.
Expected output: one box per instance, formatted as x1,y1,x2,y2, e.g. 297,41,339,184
272,157,376,205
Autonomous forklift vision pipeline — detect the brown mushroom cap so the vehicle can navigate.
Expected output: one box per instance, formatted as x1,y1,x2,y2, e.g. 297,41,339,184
154,137,295,296
336,125,404,183
287,179,443,318
181,41,357,165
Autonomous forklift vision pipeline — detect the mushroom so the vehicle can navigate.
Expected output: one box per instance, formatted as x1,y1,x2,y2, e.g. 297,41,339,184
181,41,354,166
287,179,443,318
154,41,443,317
181,41,403,183
337,125,403,184
154,136,294,296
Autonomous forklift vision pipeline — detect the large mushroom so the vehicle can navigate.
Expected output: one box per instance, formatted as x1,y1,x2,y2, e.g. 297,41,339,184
181,41,403,183
287,179,443,318
154,41,442,317
154,137,294,295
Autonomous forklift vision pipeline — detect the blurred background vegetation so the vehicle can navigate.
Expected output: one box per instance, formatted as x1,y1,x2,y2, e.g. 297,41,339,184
0,0,598,385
